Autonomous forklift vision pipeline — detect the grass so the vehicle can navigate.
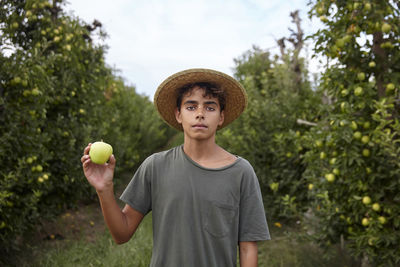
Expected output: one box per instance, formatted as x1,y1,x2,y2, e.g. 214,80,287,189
31,214,153,267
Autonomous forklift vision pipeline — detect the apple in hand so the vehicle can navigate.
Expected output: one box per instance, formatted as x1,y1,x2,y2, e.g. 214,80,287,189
89,141,113,164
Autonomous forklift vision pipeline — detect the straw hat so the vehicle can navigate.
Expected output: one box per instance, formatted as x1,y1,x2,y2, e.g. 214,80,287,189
154,68,247,131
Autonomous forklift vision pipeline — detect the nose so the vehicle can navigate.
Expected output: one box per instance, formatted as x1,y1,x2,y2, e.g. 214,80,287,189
196,106,205,119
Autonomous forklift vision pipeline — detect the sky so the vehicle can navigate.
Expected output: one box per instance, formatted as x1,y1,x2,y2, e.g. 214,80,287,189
65,0,321,100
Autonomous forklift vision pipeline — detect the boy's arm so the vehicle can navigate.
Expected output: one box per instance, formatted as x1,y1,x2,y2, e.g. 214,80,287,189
82,143,144,244
239,241,258,267
97,186,144,244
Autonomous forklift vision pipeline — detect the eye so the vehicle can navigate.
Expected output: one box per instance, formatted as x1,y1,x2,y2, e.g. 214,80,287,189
186,106,196,111
206,106,216,111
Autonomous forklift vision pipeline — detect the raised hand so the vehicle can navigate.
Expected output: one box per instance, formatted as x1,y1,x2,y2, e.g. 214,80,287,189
81,143,116,192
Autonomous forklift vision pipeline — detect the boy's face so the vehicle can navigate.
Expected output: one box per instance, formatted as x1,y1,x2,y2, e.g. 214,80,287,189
175,86,224,140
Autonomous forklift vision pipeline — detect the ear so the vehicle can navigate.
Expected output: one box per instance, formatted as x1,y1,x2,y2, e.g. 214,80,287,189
175,107,182,124
218,110,225,126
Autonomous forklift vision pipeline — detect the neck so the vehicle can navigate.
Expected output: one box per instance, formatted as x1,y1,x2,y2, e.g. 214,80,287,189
182,134,219,160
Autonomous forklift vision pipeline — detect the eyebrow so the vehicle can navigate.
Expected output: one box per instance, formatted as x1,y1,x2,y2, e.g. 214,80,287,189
183,100,218,106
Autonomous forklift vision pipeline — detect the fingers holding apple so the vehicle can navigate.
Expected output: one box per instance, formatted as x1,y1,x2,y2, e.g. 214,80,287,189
82,141,116,191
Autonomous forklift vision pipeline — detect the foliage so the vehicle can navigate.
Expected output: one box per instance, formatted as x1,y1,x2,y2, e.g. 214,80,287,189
302,0,400,265
0,0,173,257
217,44,321,222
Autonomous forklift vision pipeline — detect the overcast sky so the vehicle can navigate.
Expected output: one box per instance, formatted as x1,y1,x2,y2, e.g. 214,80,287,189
65,0,321,100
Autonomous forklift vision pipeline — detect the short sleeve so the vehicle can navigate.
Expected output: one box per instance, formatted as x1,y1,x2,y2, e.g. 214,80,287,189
239,162,270,242
119,155,153,215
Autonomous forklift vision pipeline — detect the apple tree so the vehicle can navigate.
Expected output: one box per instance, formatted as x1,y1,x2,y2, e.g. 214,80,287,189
0,0,173,256
302,0,400,265
217,11,322,222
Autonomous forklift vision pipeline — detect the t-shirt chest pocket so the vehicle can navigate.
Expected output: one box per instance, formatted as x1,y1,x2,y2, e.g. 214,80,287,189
204,201,238,238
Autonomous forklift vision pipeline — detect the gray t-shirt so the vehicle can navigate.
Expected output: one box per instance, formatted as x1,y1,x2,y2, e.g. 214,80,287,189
120,145,270,267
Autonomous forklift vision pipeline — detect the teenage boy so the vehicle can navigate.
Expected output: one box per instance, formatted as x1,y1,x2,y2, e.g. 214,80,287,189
81,68,270,267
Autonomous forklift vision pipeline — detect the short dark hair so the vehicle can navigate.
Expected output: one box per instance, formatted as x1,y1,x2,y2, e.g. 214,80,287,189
176,82,226,111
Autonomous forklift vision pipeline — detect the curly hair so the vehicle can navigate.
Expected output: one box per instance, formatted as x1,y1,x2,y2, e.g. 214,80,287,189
176,82,226,111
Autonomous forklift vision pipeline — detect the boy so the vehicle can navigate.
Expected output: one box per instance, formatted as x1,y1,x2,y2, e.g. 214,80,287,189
81,68,270,266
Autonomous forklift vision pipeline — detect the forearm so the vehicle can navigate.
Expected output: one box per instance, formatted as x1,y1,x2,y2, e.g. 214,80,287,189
97,185,132,244
239,241,258,267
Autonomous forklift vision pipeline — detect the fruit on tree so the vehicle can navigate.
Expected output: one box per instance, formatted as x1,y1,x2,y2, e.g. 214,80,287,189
354,86,363,96
372,203,380,211
363,121,371,129
362,196,371,205
362,148,371,157
378,216,387,224
361,136,370,144
362,218,369,226
89,141,113,164
357,72,366,81
386,83,395,91
325,173,335,182
333,168,340,175
353,131,362,139
381,23,391,34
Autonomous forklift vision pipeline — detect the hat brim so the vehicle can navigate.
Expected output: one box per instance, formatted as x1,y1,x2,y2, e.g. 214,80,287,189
154,68,248,131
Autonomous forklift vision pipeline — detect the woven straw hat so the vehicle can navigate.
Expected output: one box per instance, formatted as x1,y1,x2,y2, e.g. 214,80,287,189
154,68,247,131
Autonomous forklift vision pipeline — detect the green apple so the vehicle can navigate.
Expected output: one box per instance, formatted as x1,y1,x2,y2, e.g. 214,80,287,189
354,86,363,96
333,168,340,175
357,72,366,81
336,38,345,48
89,141,113,164
372,203,380,211
325,173,335,182
320,152,327,159
340,120,347,127
364,3,371,11
319,15,328,22
378,216,387,224
362,218,369,226
381,23,391,34
353,131,362,139
341,89,349,96
31,88,40,96
363,121,371,129
362,148,371,157
361,135,370,144
386,83,395,91
362,196,371,205
368,61,376,68
308,183,314,190
351,121,358,130
329,158,337,165
315,140,323,147
317,7,324,15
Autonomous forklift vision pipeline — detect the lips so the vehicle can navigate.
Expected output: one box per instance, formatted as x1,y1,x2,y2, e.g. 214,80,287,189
192,124,208,129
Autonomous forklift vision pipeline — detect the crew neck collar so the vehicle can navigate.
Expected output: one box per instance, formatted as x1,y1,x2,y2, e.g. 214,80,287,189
179,145,240,171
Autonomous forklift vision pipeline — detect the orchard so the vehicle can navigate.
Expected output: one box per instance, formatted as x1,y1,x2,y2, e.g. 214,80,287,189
1,0,399,266
0,0,174,256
